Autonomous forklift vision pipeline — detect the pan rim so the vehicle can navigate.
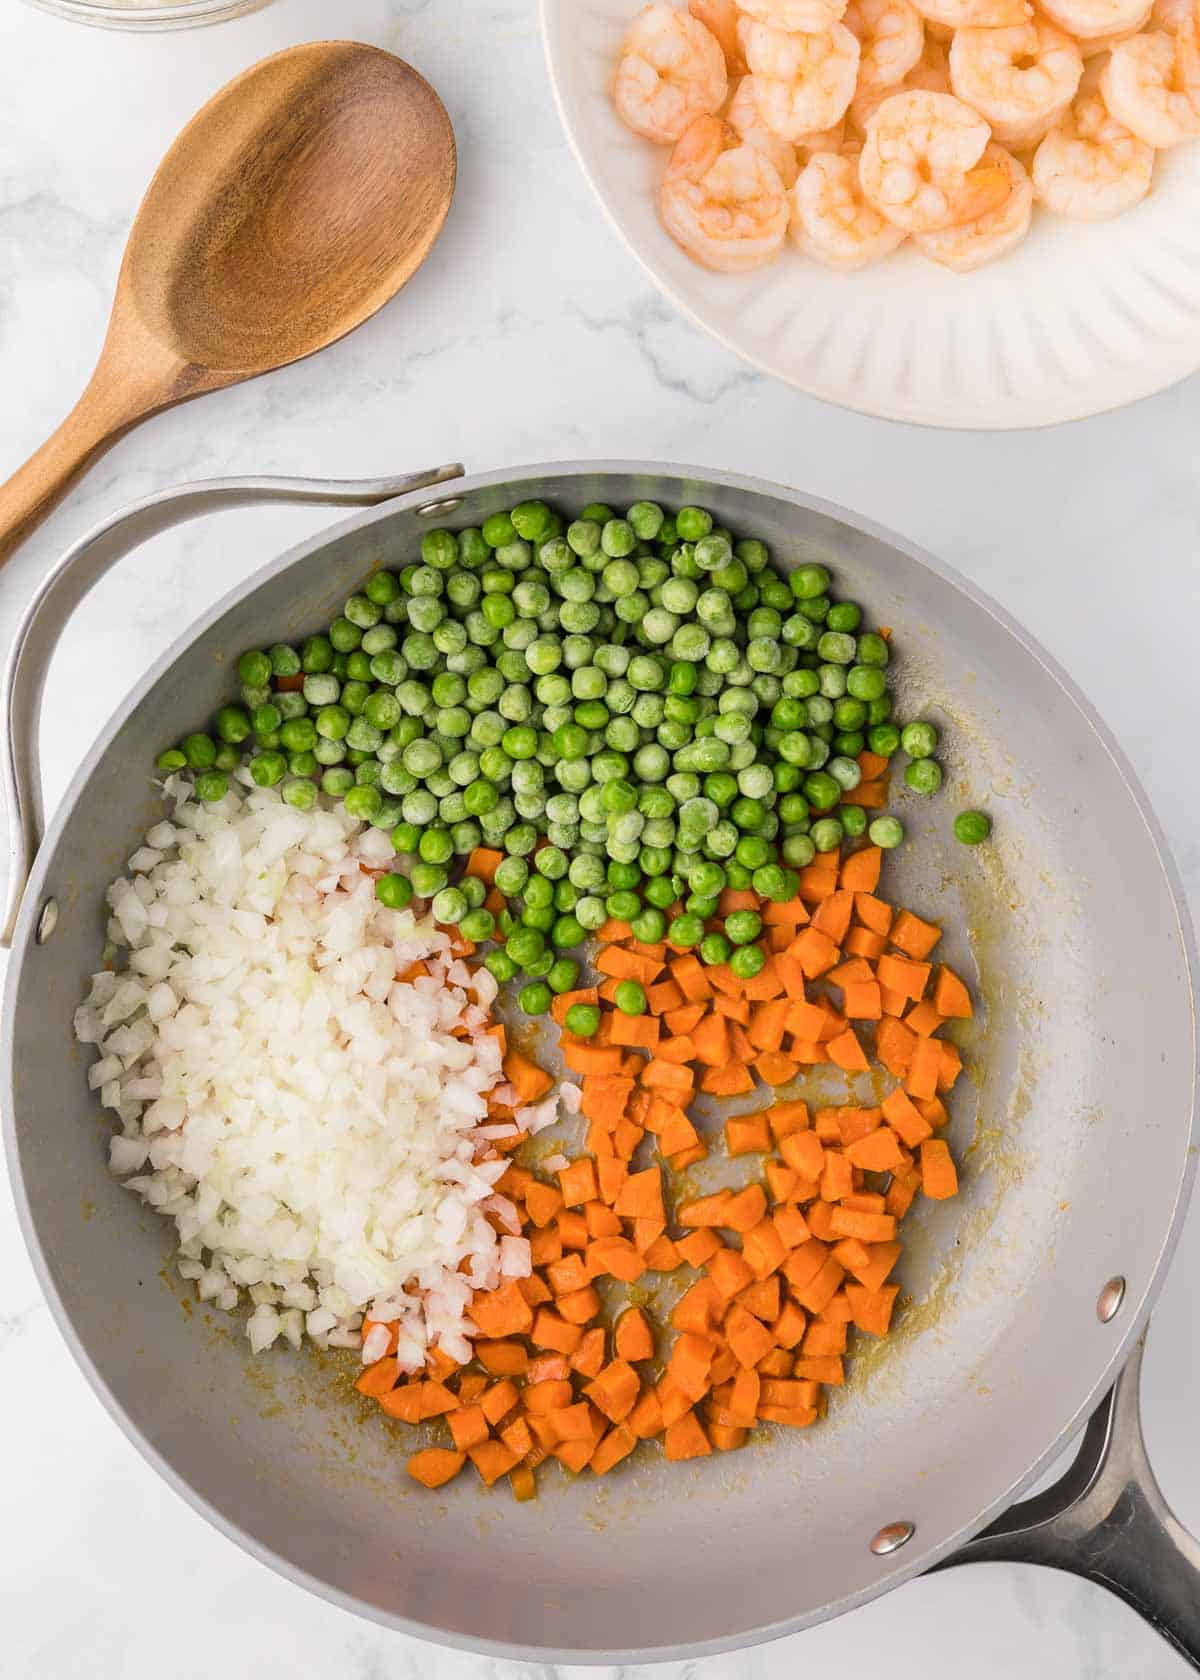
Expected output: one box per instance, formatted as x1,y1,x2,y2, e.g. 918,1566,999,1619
4,457,1197,1663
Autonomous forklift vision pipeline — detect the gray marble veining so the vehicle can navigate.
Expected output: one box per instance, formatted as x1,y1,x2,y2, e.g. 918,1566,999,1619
0,0,1197,1674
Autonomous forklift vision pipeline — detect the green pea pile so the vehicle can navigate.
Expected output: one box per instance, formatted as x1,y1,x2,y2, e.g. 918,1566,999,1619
156,496,945,1015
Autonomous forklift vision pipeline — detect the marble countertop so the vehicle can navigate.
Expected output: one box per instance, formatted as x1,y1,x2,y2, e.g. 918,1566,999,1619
2,1,1199,1675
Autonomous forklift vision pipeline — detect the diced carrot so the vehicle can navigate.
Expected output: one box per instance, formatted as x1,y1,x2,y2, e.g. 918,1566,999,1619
655,1034,696,1065
671,1277,722,1336
657,1108,700,1154
845,1127,907,1173
551,985,599,1027
677,1228,723,1268
713,993,751,1023
707,1245,756,1300
771,1297,809,1348
766,1098,810,1140
570,1327,607,1379
664,1410,712,1461
726,1112,772,1155
642,1059,695,1096
790,926,841,979
933,965,973,1018
797,862,839,903
630,1215,664,1252
502,1048,553,1105
547,1251,590,1295
760,1377,820,1408
920,1138,960,1199
517,1273,552,1308
586,1236,645,1283
475,1339,528,1377
775,952,808,1000
724,1184,768,1233
742,1218,788,1280
558,1209,589,1249
719,887,761,915
937,1039,963,1092
448,1404,490,1451
584,1359,641,1423
598,916,634,943
669,1333,716,1402
905,1035,942,1100
875,1016,917,1080
827,1027,869,1071
741,960,784,1002
597,946,662,984
610,1011,661,1050
701,1063,757,1096
642,1234,683,1271
792,1355,844,1384
882,1087,933,1147
628,1387,665,1439
844,927,887,960
811,891,854,945
614,1165,664,1220
580,1073,634,1128
558,1158,598,1208
738,1274,782,1320
854,892,893,935
885,1164,922,1219
553,1437,596,1473
615,1307,655,1363
876,953,932,1002
407,1447,466,1489
803,1319,848,1357
841,780,887,808
614,1116,645,1158
471,1281,534,1339
557,1284,602,1325
691,1011,730,1066
671,954,713,1002
561,1040,627,1076
846,1282,900,1336
531,1309,584,1355
678,1190,733,1228
646,976,685,1015
465,847,503,885
355,1357,400,1399
773,1204,810,1249
839,845,883,893
890,910,942,961
781,1128,825,1180
596,1157,628,1207
763,897,811,927
591,1423,638,1475
820,1149,854,1202
668,1140,709,1171
656,1376,695,1427
829,1207,897,1242
904,1000,944,1037
843,981,883,1020
724,1302,776,1369
664,1001,707,1036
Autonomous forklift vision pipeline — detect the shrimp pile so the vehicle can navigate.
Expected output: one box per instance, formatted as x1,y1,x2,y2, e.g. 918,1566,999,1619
611,0,1195,273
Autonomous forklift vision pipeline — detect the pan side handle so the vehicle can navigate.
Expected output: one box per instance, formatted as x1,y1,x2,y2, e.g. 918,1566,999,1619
936,1335,1200,1672
0,465,464,948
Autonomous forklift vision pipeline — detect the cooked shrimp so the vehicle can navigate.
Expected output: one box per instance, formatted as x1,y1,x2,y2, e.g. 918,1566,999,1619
949,20,1083,146
726,75,802,184
1152,0,1192,28
739,0,850,32
791,148,909,263
1032,87,1155,212
913,141,1033,265
910,0,1031,31
858,88,1010,229
1079,11,1152,52
659,114,791,269
850,37,950,129
739,16,862,136
614,3,729,144
1040,0,1155,39
845,0,926,92
1101,15,1200,144
690,0,745,71
796,118,852,156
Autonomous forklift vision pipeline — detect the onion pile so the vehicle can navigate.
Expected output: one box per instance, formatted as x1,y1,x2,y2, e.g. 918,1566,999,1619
74,773,557,1368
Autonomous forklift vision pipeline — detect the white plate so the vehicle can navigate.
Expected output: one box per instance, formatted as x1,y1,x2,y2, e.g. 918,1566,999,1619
541,0,1200,428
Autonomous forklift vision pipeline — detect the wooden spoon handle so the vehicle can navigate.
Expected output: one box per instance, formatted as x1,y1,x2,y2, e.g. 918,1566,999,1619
0,380,137,567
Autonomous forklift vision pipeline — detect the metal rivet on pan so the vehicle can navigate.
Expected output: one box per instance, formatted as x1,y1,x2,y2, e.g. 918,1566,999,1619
1097,1276,1126,1323
416,497,464,517
870,1521,915,1555
35,898,58,944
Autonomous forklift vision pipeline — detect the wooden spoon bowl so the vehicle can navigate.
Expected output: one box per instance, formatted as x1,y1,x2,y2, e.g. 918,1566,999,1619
0,41,456,562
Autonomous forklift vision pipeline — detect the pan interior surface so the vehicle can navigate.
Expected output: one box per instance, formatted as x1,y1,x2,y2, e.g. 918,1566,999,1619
5,467,1195,1660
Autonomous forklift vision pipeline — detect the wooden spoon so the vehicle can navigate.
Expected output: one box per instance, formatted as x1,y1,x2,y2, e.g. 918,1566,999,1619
0,41,456,564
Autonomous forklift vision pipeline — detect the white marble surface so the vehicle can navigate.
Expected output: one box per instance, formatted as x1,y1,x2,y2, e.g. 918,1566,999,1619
1,0,1199,1674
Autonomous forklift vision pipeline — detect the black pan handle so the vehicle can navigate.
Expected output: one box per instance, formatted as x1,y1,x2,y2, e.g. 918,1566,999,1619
937,1333,1200,1670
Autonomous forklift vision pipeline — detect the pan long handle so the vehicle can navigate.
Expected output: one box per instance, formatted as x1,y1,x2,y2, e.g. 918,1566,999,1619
0,464,465,948
938,1333,1200,1671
